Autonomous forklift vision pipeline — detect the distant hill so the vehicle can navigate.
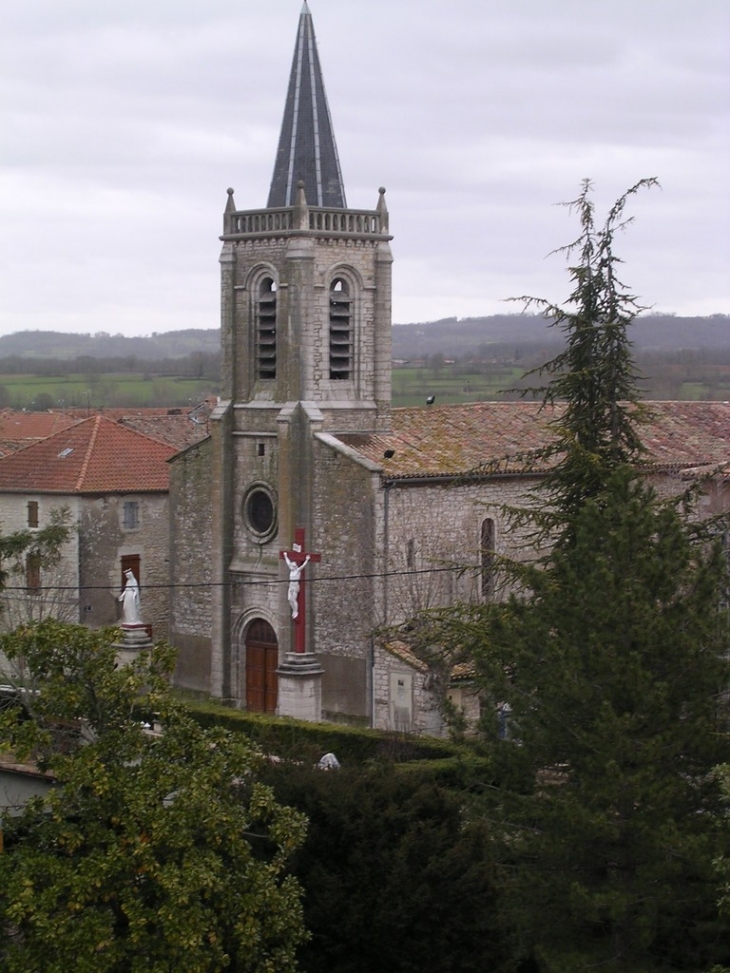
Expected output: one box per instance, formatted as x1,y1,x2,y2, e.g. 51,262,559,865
0,329,220,362
0,315,728,362
391,314,730,360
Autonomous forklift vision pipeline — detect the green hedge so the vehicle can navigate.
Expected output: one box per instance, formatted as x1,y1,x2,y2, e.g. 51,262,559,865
178,696,485,769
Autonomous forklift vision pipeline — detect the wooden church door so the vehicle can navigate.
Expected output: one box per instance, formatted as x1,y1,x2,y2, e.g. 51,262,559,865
245,619,278,713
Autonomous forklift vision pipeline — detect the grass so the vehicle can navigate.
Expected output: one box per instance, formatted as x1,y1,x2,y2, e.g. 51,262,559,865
392,366,527,407
0,373,218,411
2,364,729,413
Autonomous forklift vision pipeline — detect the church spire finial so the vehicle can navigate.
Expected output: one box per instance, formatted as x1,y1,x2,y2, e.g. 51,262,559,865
267,3,347,208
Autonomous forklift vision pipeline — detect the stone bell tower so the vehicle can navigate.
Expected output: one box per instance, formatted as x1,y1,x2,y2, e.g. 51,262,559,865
208,0,393,719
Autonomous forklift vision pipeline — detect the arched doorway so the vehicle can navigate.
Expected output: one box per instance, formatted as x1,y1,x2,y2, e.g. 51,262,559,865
245,619,278,713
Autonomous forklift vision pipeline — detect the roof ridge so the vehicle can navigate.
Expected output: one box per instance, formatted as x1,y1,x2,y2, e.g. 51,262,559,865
75,415,102,491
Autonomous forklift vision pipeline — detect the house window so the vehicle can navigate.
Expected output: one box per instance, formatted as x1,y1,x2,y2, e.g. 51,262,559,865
25,552,41,596
123,501,139,530
481,518,495,600
329,278,351,379
27,501,39,528
257,277,277,379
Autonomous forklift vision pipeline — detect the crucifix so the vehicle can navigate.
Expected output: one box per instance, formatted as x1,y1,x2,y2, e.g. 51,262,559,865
279,527,321,653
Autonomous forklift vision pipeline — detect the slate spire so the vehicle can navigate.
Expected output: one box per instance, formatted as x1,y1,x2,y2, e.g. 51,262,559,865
267,1,347,208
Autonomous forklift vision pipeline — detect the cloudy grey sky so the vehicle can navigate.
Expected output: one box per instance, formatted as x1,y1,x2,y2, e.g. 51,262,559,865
1,0,728,337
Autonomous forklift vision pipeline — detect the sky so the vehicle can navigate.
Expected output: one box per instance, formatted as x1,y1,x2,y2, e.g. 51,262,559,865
1,0,728,338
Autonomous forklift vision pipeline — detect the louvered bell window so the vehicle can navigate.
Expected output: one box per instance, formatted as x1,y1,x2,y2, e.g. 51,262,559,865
257,278,277,380
329,278,351,380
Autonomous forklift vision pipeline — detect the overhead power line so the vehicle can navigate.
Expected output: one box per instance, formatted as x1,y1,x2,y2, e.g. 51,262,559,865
0,563,482,595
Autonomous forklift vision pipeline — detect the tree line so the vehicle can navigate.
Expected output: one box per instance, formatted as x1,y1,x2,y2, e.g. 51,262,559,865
0,351,220,380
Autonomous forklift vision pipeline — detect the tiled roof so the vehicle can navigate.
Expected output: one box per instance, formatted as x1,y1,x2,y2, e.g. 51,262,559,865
63,408,176,420
0,415,177,494
118,414,209,451
341,401,730,479
0,410,78,447
0,408,211,455
383,640,475,681
0,440,22,459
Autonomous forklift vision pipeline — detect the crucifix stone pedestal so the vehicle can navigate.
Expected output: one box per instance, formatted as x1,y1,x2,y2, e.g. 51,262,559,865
277,527,324,722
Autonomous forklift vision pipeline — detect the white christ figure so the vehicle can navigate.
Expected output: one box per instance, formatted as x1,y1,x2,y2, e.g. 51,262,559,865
119,569,141,625
283,553,310,619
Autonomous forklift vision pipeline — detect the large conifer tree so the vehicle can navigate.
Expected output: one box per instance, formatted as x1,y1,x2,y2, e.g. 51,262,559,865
413,181,730,971
517,179,652,543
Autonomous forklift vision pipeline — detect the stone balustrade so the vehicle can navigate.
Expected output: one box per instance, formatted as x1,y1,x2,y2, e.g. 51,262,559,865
224,206,387,238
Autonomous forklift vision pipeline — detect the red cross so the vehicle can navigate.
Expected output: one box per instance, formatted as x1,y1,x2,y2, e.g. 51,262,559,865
279,527,321,653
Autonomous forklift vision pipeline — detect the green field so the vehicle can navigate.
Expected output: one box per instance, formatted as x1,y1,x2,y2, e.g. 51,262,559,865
2,364,729,413
392,365,528,407
394,364,730,407
0,373,218,411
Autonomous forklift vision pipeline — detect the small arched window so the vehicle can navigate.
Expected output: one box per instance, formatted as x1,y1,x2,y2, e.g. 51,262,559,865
257,277,277,380
481,518,495,601
329,278,351,380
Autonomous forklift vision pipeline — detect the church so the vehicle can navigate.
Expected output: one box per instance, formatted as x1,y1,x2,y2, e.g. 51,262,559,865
168,2,730,732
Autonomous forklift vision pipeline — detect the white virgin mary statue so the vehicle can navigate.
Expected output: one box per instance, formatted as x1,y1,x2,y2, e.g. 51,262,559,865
119,569,141,625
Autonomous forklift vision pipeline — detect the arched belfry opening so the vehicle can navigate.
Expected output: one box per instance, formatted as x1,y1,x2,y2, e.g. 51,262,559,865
256,277,277,380
329,277,352,379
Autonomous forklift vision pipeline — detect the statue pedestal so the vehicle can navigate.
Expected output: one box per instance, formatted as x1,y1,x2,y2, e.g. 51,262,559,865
113,623,153,667
276,652,324,722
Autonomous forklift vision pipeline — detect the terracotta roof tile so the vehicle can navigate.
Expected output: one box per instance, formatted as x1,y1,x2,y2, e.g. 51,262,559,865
0,415,177,494
0,410,78,447
341,401,730,479
383,640,475,680
118,414,209,451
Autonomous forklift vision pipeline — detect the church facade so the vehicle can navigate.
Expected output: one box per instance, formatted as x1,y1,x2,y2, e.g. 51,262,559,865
168,3,730,732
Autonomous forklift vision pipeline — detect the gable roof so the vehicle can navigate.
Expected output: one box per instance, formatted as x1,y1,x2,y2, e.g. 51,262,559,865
267,1,346,208
0,415,177,495
341,401,730,480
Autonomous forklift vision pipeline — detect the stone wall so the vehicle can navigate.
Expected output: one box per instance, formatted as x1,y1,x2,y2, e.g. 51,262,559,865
0,490,170,639
168,439,213,691
224,229,392,427
380,476,540,627
311,435,381,721
79,492,170,637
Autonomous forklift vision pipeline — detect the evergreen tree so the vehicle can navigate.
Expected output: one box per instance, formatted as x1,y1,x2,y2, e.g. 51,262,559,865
408,182,730,970
264,763,507,973
516,178,656,543
480,471,730,970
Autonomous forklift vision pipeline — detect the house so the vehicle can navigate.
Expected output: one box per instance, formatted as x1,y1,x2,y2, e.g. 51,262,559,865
0,415,177,637
167,3,730,733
